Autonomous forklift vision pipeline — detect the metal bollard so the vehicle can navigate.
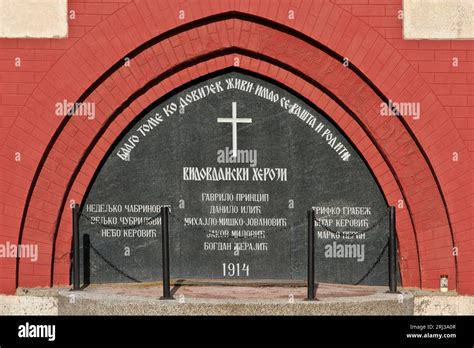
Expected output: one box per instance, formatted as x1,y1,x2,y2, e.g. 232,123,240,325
388,206,398,293
72,203,80,291
306,209,316,300
161,206,173,300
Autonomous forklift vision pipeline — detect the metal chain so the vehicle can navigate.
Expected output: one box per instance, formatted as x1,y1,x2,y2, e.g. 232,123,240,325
353,238,389,285
88,243,141,282
169,209,390,285
79,210,162,229
80,208,389,285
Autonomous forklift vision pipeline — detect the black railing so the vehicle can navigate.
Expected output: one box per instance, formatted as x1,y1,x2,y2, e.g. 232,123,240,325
160,206,173,300
70,204,174,299
388,206,397,293
306,205,398,296
72,203,80,291
306,208,316,301
72,203,398,298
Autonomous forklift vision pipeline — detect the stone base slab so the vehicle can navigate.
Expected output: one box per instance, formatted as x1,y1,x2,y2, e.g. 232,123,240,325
57,288,414,316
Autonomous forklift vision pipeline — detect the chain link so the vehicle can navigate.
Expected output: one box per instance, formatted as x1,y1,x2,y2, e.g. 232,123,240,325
168,209,390,283
80,207,390,285
88,242,141,282
353,238,389,285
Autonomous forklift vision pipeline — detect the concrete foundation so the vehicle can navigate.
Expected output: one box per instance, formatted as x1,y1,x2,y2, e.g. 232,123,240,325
0,295,58,315
414,293,474,315
54,282,413,316
1,283,472,316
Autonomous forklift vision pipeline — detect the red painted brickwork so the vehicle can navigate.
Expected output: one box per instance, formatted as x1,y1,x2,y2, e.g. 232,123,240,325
0,0,472,295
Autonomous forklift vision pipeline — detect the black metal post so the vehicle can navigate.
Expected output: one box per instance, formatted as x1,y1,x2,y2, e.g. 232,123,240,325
306,209,316,300
388,206,398,293
72,203,80,291
161,206,173,300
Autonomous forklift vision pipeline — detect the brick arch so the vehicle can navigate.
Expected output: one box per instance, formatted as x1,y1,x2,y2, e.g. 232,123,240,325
10,3,468,293
19,34,436,289
51,62,419,289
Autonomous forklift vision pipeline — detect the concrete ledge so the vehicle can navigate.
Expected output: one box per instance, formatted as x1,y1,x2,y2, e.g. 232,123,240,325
0,295,58,315
57,290,414,316
415,295,474,315
7,285,472,316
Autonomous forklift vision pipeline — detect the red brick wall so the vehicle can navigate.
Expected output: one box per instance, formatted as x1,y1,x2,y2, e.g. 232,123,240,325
334,0,474,153
0,0,472,295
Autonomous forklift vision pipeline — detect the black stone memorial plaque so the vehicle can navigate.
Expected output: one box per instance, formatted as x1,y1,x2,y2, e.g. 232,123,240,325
79,70,390,286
